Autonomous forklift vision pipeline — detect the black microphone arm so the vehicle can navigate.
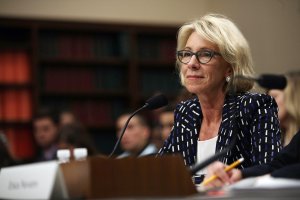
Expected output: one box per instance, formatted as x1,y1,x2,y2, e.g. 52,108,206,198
108,105,147,158
108,94,168,158
257,74,287,90
190,147,229,175
235,74,287,90
190,136,237,175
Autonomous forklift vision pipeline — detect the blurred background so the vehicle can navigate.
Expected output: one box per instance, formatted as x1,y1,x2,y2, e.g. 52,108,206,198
0,0,299,161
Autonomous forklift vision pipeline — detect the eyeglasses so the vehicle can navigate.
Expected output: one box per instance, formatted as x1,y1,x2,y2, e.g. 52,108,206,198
176,49,221,64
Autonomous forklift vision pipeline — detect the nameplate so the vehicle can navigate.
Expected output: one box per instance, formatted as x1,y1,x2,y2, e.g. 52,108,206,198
0,161,68,199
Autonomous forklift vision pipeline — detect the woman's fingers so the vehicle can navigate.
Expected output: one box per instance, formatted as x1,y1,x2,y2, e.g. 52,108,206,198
205,161,230,184
229,168,243,183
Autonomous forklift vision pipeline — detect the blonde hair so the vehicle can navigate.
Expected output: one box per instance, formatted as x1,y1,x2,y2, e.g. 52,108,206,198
282,71,300,146
176,13,254,93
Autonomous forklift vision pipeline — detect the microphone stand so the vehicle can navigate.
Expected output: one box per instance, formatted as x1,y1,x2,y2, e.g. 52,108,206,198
108,94,168,158
108,105,147,158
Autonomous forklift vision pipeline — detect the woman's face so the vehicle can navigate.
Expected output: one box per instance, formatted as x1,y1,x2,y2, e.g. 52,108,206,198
180,32,231,96
268,89,287,124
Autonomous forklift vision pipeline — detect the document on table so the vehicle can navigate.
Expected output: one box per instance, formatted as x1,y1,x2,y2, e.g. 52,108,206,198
227,175,300,189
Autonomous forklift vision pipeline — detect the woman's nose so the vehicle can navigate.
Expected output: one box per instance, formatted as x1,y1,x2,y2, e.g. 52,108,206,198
187,55,200,69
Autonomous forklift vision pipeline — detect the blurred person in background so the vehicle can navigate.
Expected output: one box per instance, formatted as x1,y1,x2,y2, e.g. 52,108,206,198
159,105,174,141
59,109,79,126
0,132,15,168
151,105,174,149
268,71,300,146
33,107,60,162
152,89,195,149
116,113,157,158
159,89,195,142
57,123,98,159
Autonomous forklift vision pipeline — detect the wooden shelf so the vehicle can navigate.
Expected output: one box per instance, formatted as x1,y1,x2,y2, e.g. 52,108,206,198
0,44,31,51
40,90,128,98
0,83,33,89
137,60,175,68
39,57,128,66
86,124,115,130
0,121,32,127
0,17,180,157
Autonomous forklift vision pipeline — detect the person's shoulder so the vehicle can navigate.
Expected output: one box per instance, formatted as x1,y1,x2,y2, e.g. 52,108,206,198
139,143,158,157
117,151,130,159
237,92,273,104
177,97,198,106
175,97,199,111
146,143,158,153
236,92,276,112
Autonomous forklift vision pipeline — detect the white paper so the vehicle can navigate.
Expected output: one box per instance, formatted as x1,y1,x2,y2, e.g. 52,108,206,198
227,175,300,190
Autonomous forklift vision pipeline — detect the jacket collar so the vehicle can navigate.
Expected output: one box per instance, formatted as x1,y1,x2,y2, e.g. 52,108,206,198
188,94,239,163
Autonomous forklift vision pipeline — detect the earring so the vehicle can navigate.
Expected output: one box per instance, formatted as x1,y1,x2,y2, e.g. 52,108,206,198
226,76,231,83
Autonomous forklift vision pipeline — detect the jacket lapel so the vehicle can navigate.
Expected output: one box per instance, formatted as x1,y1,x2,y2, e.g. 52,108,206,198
216,94,239,156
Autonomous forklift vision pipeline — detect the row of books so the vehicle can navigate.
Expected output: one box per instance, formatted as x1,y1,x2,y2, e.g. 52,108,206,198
44,67,125,92
141,69,182,96
96,68,125,91
72,101,113,126
0,28,30,50
74,99,127,126
44,68,94,92
138,37,176,61
39,33,128,59
0,90,32,121
2,127,35,159
44,67,181,96
0,51,31,84
39,33,176,61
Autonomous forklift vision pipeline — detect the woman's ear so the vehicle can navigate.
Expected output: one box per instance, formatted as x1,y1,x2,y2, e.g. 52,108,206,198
225,66,233,78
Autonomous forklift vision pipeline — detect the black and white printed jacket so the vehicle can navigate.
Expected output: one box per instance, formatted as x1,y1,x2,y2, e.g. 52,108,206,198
158,92,282,169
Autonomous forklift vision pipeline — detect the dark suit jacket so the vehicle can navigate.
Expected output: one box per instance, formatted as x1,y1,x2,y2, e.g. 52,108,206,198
242,129,300,179
158,92,282,169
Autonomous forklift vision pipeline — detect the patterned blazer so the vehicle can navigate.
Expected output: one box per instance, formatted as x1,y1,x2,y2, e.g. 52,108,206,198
158,92,282,169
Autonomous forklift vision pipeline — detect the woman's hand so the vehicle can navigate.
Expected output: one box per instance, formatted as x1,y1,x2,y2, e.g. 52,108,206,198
204,161,243,188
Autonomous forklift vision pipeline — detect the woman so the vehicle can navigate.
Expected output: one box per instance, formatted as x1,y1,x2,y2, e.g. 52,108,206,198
158,14,282,173
268,71,300,146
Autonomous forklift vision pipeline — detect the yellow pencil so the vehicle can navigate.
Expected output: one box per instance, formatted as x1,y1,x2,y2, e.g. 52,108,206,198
201,157,244,186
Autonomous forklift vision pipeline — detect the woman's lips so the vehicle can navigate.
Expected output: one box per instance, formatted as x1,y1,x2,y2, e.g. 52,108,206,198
186,75,204,79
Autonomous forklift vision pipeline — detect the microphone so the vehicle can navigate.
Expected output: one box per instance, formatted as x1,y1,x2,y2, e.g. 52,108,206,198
235,74,287,90
108,94,168,157
144,94,168,110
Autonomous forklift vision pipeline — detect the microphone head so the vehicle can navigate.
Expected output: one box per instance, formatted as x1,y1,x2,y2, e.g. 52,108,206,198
145,94,168,110
257,74,287,90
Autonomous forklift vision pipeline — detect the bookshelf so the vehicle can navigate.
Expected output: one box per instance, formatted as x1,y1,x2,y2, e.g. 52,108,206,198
0,24,35,160
0,18,182,155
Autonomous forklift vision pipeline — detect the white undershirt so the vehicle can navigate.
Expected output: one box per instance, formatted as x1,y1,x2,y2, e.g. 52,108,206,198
196,136,218,175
